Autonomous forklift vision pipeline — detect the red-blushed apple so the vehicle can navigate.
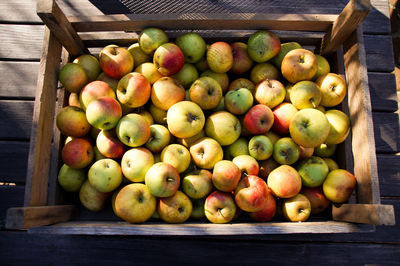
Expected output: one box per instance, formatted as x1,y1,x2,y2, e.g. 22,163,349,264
200,70,229,94
316,73,347,107
171,63,199,89
299,145,314,160
290,81,322,109
204,191,237,223
145,124,171,153
312,55,331,81
230,42,253,75
323,169,357,203
325,109,351,145
225,88,254,115
314,143,337,157
247,30,281,63
86,96,122,130
190,137,223,169
117,72,151,108
297,156,329,187
272,102,298,135
189,76,223,110
250,63,280,84
56,106,91,137
135,62,163,85
249,135,273,160
228,78,256,95
258,157,280,180
157,191,192,223
267,165,302,198
232,154,259,177
177,129,205,148
59,63,88,93
79,180,111,212
249,189,277,221
243,104,274,135
116,113,150,147
225,137,249,160
121,147,154,183
97,72,119,90
283,193,311,222
154,43,185,76
80,80,116,111
212,160,241,192
149,103,167,125
205,111,241,146
57,164,86,192
88,158,122,193
68,92,81,108
128,42,151,67
273,137,300,165
301,186,331,214
281,48,318,83
182,169,213,199
167,101,205,138
138,27,169,54
207,42,233,73
254,79,285,109
96,129,125,159
145,162,180,198
73,54,101,82
99,45,134,79
175,32,206,63
234,175,269,212
161,144,191,173
62,138,93,169
191,198,206,220
271,42,302,69
151,77,185,110
323,158,339,171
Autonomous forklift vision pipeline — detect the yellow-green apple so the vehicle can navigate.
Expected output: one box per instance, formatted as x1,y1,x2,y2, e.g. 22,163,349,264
205,111,241,146
96,72,119,90
115,183,156,223
249,189,277,221
273,137,300,165
315,105,326,113
250,63,280,84
301,186,331,214
117,72,151,108
79,180,111,212
73,54,101,82
265,131,280,145
207,41,233,73
283,193,311,222
228,78,256,94
79,80,116,110
191,198,206,219
243,104,274,135
290,81,322,109
312,55,331,81
190,137,223,169
167,101,205,138
232,154,259,176
281,49,317,83
204,191,237,223
96,129,125,159
247,30,281,63
145,124,171,153
289,108,330,148
230,42,253,75
297,156,329,187
135,62,163,84
88,158,122,192
149,103,167,125
284,83,294,102
225,137,249,160
189,76,222,110
175,32,206,63
258,157,280,180
177,129,205,148
99,45,134,79
68,92,81,108
323,169,357,203
94,146,107,161
271,102,298,135
271,42,302,69
212,97,225,112
161,144,191,173
121,147,154,183
138,27,168,54
325,109,351,145
298,146,314,160
323,158,339,171
57,164,86,192
157,191,192,223
254,79,285,108
59,63,88,93
154,43,185,76
116,113,150,147
128,42,152,67
316,73,347,107
249,135,273,161
195,56,209,72
171,63,199,89
234,175,269,212
267,165,302,198
151,77,185,110
86,96,122,130
182,169,213,199
56,106,91,137
62,138,93,169
145,162,180,197
136,110,154,125
224,87,254,115
314,143,337,157
212,160,241,192
200,70,229,93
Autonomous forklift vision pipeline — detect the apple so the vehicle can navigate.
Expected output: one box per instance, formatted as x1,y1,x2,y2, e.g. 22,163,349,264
298,146,314,160
297,156,329,187
154,42,185,76
151,77,185,110
267,165,302,198
135,62,163,84
312,55,331,81
121,147,154,183
79,180,111,212
99,45,134,79
265,131,280,145
232,154,259,177
205,111,241,146
289,108,330,148
224,88,254,115
94,146,107,161
250,63,280,84
230,42,253,75
271,42,302,69
325,109,351,145
301,186,331,214
254,79,285,109
145,124,171,153
207,42,233,73
86,96,122,130
62,138,93,169
171,63,199,89
316,73,347,107
323,158,339,171
204,191,237,224
249,135,273,161
258,157,280,180
290,81,322,109
228,78,256,94
281,49,317,83
182,169,213,199
235,175,269,212
88,158,122,193
323,169,357,203
167,101,205,138
145,162,180,198
149,103,167,125
247,30,281,63
190,137,223,169
79,80,116,111
59,63,88,93
116,113,150,147
282,193,311,222
271,102,298,135
195,56,209,72
273,137,300,165
175,32,206,63
96,72,119,90
73,54,101,82
212,160,241,192
189,76,223,110
157,191,192,223
57,164,86,192
161,144,191,173
96,129,125,159
136,110,154,125
138,27,168,54
284,83,294,102
249,189,277,221
177,129,205,148
68,93,81,108
243,104,274,135
191,198,206,220
128,42,152,67
314,143,337,157
225,137,249,160
200,70,229,93
117,72,151,108
56,106,91,137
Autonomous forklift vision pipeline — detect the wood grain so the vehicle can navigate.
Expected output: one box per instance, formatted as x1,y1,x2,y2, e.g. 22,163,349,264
373,112,400,153
0,185,24,225
368,72,398,112
0,62,38,99
332,203,395,225
0,0,42,23
377,154,400,197
362,0,392,34
0,141,29,183
0,100,33,140
364,34,395,72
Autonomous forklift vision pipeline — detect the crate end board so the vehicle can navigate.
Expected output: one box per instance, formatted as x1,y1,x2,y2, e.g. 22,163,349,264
332,204,395,226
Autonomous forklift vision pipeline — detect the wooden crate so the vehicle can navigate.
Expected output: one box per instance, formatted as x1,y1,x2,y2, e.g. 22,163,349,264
5,0,395,235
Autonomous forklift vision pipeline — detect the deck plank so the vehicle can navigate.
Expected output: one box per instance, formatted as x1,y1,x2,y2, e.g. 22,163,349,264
0,141,29,183
372,112,400,153
0,186,24,226
368,72,399,112
0,62,38,99
0,0,42,23
378,154,400,196
0,100,33,140
364,35,395,72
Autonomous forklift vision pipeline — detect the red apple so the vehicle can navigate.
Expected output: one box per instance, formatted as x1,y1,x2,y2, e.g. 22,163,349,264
249,189,277,221
80,80,116,110
232,154,259,177
267,165,302,198
301,186,331,214
230,42,253,74
99,45,134,79
234,175,269,212
154,43,185,76
204,191,237,224
56,106,91,137
86,96,122,130
212,160,241,192
117,72,151,108
272,102,298,135
62,138,94,169
96,129,125,159
243,104,274,135
247,30,281,63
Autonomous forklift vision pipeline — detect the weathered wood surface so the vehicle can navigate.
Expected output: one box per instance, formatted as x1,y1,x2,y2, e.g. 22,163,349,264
0,100,33,140
0,141,30,183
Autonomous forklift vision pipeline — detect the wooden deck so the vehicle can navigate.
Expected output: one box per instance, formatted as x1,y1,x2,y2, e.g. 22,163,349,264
0,0,399,264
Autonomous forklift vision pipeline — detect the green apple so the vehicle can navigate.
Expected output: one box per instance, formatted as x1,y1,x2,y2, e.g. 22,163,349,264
121,147,154,183
258,157,280,180
145,124,171,153
182,169,213,199
135,62,163,84
175,32,206,63
228,78,255,94
145,162,180,198
138,27,168,54
189,76,223,110
88,158,122,193
167,101,205,138
249,135,273,161
171,63,199,89
250,62,280,84
57,164,86,192
59,63,88,93
97,72,119,91
177,129,205,148
200,70,229,93
224,137,249,160
149,103,167,125
290,81,322,109
325,109,351,145
314,143,337,157
205,111,241,146
191,198,206,220
73,54,101,82
161,144,191,173
316,73,347,107
283,193,311,222
56,106,91,137
297,156,329,187
128,42,152,67
273,137,300,165
312,55,330,81
247,30,281,63
116,113,150,147
271,42,302,69
224,87,254,115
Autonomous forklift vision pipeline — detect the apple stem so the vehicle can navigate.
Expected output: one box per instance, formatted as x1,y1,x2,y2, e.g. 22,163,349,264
310,99,317,108
217,208,225,218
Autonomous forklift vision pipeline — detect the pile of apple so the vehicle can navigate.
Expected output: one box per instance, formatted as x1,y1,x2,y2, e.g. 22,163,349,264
56,28,357,224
